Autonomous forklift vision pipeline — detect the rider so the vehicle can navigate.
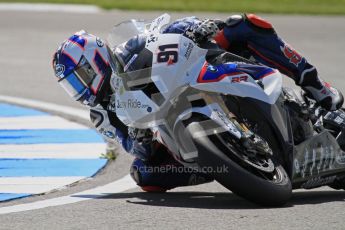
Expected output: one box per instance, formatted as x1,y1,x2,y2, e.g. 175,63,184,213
52,14,343,192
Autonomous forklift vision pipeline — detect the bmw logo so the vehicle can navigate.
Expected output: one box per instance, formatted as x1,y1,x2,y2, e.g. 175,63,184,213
96,37,104,47
207,65,218,72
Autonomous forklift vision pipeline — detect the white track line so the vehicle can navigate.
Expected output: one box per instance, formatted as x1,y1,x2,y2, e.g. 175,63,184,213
0,116,87,130
0,3,101,14
0,95,134,214
0,95,89,121
0,143,104,159
0,175,137,214
0,177,86,194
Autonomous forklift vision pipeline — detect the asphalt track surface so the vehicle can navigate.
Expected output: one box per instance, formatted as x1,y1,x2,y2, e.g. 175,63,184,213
0,9,345,230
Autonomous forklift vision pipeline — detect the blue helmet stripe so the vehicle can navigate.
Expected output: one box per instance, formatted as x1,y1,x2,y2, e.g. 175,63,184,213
65,73,86,95
69,35,86,49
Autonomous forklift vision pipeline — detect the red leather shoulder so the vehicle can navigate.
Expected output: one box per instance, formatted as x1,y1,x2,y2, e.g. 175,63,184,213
247,14,273,29
214,30,230,50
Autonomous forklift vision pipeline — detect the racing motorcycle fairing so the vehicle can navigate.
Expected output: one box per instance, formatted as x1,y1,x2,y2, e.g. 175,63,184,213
109,14,345,191
113,32,283,128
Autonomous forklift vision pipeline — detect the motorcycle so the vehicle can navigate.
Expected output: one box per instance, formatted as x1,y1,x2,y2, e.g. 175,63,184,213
108,14,345,206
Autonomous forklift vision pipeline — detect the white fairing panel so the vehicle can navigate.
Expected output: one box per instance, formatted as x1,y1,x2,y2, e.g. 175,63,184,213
146,34,207,101
112,77,159,126
114,33,207,127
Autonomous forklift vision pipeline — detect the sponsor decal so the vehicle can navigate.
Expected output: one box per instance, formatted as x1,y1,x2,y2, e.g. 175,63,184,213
280,44,302,67
55,64,65,77
116,99,150,110
151,15,164,31
96,37,104,47
99,128,115,139
124,54,138,72
184,42,194,60
296,144,344,178
147,34,158,44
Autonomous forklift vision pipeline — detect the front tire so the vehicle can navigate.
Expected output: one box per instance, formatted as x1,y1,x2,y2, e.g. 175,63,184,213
185,119,292,206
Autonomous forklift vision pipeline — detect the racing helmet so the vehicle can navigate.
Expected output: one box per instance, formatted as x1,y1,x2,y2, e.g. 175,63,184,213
52,30,112,107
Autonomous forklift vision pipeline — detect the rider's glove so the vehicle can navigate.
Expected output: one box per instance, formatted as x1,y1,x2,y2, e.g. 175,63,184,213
128,128,153,144
192,19,224,43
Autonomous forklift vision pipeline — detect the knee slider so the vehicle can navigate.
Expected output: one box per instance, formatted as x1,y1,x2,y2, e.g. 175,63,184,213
130,158,145,185
245,14,275,32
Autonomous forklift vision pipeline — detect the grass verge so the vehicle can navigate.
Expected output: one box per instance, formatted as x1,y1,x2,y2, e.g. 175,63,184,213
1,0,345,15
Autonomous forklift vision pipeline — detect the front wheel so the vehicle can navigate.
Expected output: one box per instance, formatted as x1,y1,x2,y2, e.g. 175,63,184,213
185,119,292,206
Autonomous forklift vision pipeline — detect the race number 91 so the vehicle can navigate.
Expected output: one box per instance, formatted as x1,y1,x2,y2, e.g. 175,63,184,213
157,44,178,63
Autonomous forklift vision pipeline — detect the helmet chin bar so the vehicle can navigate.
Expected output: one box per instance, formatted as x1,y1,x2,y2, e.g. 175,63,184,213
84,95,97,107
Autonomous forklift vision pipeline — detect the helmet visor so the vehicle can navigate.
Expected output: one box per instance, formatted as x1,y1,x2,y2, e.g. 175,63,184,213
58,71,87,100
75,56,97,86
58,56,97,101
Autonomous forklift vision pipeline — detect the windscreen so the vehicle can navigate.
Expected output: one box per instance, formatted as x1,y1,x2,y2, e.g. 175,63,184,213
107,19,148,50
106,13,171,49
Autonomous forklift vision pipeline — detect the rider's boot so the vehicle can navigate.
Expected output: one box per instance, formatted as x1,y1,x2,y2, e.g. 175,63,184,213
298,66,343,111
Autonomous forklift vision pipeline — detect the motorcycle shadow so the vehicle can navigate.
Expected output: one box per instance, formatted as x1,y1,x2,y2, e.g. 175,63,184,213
291,189,345,206
73,189,345,209
76,191,257,209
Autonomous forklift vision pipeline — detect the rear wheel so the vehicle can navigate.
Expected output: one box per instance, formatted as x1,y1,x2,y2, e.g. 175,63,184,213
184,117,292,206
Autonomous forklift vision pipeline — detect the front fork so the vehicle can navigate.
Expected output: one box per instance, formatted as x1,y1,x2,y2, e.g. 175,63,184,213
201,94,253,139
175,94,272,161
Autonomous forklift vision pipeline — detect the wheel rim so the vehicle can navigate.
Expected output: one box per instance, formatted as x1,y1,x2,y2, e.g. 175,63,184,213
215,133,284,184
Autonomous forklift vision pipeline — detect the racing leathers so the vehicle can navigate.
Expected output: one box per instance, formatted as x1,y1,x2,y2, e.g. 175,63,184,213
90,100,213,192
165,14,343,111
90,14,343,192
